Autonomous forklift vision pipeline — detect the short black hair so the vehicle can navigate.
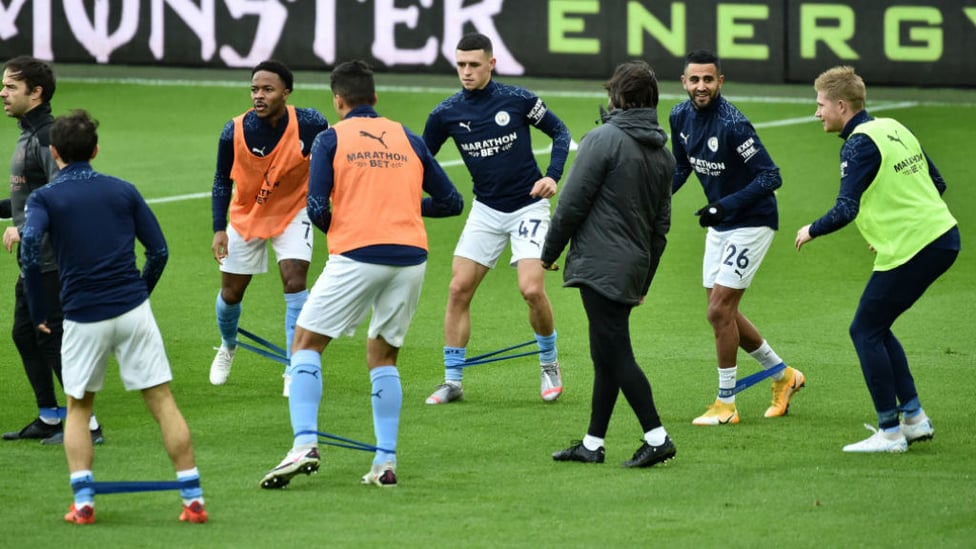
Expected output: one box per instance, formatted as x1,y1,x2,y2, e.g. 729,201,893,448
50,109,98,164
330,60,376,107
252,59,294,91
605,60,659,110
3,55,56,103
685,49,721,72
456,33,493,55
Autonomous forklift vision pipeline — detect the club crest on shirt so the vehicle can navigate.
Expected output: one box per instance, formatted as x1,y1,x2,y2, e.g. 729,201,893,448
494,111,510,127
707,136,719,152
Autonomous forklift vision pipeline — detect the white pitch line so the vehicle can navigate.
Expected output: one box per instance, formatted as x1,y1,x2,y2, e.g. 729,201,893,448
140,93,915,205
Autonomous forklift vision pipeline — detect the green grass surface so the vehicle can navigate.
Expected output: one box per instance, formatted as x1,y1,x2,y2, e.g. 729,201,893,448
1,66,974,548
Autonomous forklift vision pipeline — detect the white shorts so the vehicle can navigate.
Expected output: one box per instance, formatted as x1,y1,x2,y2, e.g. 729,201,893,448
454,200,550,268
61,300,173,399
703,226,775,290
221,209,313,275
296,255,426,348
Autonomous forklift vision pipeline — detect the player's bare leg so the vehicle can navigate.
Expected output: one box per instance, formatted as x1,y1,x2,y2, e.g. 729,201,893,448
426,257,489,404
518,259,562,401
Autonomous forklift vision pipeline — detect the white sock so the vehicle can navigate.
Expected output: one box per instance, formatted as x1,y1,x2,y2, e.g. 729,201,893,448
89,414,100,430
582,434,604,451
718,366,737,404
644,427,667,446
749,341,786,380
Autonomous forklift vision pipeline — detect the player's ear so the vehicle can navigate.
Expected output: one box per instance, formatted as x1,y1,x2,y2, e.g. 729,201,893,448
91,145,99,161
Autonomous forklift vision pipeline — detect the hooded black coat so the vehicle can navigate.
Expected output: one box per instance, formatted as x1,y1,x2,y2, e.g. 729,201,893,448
542,107,674,304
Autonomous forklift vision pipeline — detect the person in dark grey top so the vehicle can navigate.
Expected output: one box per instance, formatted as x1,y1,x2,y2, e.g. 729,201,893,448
542,60,676,468
0,56,105,443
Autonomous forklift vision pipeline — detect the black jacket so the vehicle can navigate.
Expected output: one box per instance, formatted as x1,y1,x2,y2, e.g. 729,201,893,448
542,107,674,304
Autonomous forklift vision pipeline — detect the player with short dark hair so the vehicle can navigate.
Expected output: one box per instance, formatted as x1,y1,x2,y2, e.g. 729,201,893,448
21,109,207,524
797,65,959,453
423,32,572,405
1,55,104,444
670,49,805,425
258,60,463,489
209,59,330,392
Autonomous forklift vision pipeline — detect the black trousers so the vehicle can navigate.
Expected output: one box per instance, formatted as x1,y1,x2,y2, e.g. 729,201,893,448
579,285,662,438
12,271,64,410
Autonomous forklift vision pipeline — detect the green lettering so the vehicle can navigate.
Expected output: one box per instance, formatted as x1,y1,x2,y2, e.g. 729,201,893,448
626,1,685,57
800,4,858,60
716,4,769,60
548,0,600,54
885,7,942,62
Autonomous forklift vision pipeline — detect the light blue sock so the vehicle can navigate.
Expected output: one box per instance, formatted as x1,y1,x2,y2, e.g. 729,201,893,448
39,407,61,424
283,290,307,358
176,468,203,505
70,470,95,506
535,331,557,364
288,349,322,447
444,347,465,382
370,366,402,465
215,293,241,348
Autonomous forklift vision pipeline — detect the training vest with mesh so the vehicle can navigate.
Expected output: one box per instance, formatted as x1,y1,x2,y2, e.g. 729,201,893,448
851,118,957,271
329,116,427,255
229,105,309,240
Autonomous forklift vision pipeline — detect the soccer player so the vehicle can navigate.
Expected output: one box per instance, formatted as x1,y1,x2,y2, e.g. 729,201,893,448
796,66,959,453
543,61,677,467
259,60,463,489
422,32,572,405
209,60,330,392
669,50,805,425
20,110,207,524
1,55,103,444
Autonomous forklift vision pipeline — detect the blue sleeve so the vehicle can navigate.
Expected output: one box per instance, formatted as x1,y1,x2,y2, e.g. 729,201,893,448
669,110,692,194
131,188,168,295
212,121,235,232
422,110,449,156
717,121,781,212
406,129,463,218
20,193,50,324
924,148,947,195
297,108,331,156
528,99,571,183
809,134,878,238
307,129,336,234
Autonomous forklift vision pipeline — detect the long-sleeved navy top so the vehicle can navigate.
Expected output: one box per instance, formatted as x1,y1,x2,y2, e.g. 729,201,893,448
809,109,947,238
423,80,571,213
307,105,464,266
21,162,168,323
211,106,330,232
670,94,781,230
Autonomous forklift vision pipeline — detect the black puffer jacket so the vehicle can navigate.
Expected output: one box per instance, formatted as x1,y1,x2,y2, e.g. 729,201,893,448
542,107,674,304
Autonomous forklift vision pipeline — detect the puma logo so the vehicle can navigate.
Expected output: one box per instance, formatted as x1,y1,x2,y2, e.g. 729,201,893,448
296,368,320,379
679,132,689,145
251,146,267,156
887,132,907,150
459,121,472,132
360,130,388,149
371,389,384,399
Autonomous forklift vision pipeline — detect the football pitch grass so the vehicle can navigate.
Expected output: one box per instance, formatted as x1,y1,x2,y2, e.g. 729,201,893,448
1,65,974,548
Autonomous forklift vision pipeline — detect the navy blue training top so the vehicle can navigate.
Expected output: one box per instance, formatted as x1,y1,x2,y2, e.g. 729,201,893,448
423,80,571,213
670,94,782,230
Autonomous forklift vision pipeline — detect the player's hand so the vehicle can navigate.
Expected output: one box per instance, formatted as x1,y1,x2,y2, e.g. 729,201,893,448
694,203,725,227
795,224,813,250
3,226,20,253
530,177,558,199
211,231,229,264
36,321,51,335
